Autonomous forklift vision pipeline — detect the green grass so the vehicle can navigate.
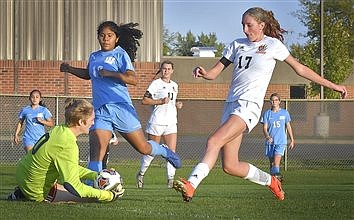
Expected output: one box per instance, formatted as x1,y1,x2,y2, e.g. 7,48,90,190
0,165,353,220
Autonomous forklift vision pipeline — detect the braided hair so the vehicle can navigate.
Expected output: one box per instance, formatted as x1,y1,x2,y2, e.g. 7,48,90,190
243,7,286,42
97,21,143,62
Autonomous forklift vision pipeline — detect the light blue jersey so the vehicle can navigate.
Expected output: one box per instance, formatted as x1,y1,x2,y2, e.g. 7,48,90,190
19,105,52,146
260,108,291,145
87,46,134,110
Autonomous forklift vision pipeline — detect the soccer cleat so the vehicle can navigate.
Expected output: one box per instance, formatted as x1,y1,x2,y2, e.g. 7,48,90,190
269,175,285,201
167,179,174,189
162,144,182,169
7,186,25,201
173,178,195,202
136,173,144,189
274,172,284,183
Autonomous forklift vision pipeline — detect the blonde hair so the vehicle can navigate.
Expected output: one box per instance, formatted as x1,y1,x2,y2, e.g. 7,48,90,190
243,7,286,42
64,99,93,127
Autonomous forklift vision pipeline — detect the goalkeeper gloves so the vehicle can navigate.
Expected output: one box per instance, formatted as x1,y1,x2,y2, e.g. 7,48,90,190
110,184,125,202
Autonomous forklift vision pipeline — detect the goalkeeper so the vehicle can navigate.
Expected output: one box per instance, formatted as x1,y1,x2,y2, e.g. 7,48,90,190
7,99,124,203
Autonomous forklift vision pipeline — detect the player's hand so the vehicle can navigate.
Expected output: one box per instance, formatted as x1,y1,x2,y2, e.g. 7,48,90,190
60,63,70,72
110,184,125,201
334,85,347,99
13,135,20,145
176,101,183,109
192,66,205,78
288,141,295,149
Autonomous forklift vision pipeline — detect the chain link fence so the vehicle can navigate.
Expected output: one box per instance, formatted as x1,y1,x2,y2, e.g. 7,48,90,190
1,95,353,170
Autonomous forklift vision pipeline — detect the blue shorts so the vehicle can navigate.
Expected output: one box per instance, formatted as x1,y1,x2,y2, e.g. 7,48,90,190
23,137,37,147
265,144,286,157
91,103,142,133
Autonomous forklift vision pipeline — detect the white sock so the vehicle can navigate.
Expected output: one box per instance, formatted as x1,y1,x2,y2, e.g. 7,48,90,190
244,163,271,186
188,163,210,189
139,155,154,175
166,162,176,180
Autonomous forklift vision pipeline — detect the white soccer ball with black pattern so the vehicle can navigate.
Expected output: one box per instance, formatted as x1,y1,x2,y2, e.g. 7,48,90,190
94,169,123,191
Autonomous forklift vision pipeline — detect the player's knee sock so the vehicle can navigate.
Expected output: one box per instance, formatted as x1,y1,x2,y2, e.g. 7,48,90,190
88,161,102,172
271,166,280,174
85,161,102,186
244,163,271,186
188,163,210,189
166,161,176,180
139,155,154,175
148,140,167,157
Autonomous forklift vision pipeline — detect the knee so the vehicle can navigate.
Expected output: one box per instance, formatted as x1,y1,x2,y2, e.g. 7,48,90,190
222,162,242,176
139,143,151,155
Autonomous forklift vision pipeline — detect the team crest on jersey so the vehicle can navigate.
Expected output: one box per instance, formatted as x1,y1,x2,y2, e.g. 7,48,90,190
104,56,116,65
256,44,268,54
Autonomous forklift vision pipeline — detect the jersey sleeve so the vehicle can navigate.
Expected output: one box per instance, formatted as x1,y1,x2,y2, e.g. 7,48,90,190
273,39,290,61
146,80,158,99
222,41,238,63
53,143,112,202
116,48,134,72
43,107,53,120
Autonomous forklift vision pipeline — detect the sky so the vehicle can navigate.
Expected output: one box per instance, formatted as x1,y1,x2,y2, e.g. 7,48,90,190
163,0,308,47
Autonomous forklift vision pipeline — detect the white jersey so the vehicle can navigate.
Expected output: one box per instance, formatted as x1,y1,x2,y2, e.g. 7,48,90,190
146,78,178,125
223,36,290,108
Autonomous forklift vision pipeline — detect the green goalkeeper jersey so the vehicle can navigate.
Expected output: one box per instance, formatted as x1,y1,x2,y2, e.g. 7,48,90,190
16,125,112,202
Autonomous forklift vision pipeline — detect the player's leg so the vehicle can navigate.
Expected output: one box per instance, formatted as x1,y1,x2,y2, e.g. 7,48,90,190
23,138,35,153
272,144,286,182
173,115,246,201
163,129,177,188
46,183,96,203
136,133,161,188
88,129,111,173
113,102,181,168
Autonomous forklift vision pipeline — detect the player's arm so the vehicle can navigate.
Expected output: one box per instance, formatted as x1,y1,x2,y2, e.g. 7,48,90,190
99,69,137,86
14,118,24,144
54,148,116,202
285,54,347,99
141,91,167,105
193,57,231,80
60,63,90,80
37,117,54,127
286,122,295,149
262,123,272,143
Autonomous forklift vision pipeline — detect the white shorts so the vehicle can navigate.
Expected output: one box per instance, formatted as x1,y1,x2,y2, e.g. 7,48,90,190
221,100,261,133
145,123,177,136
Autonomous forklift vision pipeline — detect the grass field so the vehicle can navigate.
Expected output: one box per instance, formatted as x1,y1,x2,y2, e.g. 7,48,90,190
0,165,353,220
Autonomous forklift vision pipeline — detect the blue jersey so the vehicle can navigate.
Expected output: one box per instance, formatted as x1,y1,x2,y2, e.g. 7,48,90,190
19,105,52,144
260,108,291,145
87,46,134,110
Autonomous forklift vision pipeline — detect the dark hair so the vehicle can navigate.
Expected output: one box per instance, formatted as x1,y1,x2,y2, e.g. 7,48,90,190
243,7,286,42
97,21,143,62
29,89,45,107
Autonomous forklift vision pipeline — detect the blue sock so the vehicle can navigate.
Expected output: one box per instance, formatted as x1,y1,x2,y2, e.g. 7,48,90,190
88,161,102,172
271,166,280,174
148,140,167,157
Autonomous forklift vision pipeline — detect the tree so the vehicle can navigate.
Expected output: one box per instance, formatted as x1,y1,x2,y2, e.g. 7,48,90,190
173,31,196,56
163,27,176,56
163,27,225,56
291,0,353,98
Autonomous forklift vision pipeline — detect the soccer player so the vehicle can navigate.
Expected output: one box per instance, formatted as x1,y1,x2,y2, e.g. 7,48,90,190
60,21,181,176
13,89,54,153
8,99,124,203
260,93,295,181
173,7,347,202
136,60,183,189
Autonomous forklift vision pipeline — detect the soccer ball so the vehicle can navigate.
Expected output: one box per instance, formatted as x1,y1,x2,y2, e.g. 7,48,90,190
94,169,123,191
